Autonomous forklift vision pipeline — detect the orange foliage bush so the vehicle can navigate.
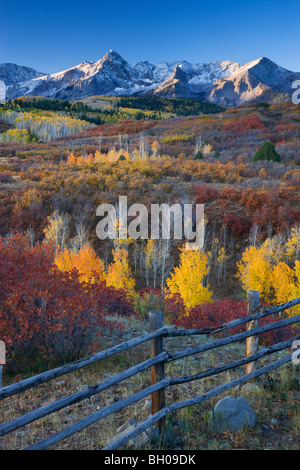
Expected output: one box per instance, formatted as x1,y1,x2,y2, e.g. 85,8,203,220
0,234,133,373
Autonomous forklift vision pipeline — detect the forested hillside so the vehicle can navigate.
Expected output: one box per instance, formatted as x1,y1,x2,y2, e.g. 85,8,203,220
0,97,299,374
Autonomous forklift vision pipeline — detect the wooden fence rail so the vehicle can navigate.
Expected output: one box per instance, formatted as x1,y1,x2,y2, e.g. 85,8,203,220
0,291,300,450
0,328,168,400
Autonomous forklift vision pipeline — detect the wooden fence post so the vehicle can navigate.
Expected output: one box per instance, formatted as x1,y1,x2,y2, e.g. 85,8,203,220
149,310,165,434
246,291,260,379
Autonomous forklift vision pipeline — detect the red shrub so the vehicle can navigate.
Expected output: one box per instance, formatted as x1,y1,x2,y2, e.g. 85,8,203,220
241,188,269,213
172,299,295,346
259,315,295,347
218,187,241,201
173,300,247,336
164,292,185,321
221,212,252,238
194,184,219,203
0,234,127,373
10,203,48,240
223,115,266,135
93,281,134,318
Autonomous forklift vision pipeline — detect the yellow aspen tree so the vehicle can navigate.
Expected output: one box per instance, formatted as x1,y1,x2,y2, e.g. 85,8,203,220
202,143,213,155
107,148,118,163
263,234,285,264
290,261,300,315
131,148,141,161
294,261,300,288
94,150,105,162
286,225,300,261
55,248,73,272
271,262,296,307
106,248,136,297
67,152,77,164
77,155,86,165
166,247,212,311
73,244,105,284
144,239,161,289
55,244,105,284
44,211,70,249
112,219,134,251
151,141,160,158
236,245,272,301
216,246,228,287
144,239,155,287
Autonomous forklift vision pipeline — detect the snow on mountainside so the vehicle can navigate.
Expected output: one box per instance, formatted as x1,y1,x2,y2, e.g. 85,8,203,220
0,63,45,86
1,51,299,106
0,63,45,99
208,57,300,106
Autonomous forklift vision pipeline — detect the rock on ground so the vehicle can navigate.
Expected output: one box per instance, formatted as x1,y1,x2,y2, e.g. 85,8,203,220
210,395,257,434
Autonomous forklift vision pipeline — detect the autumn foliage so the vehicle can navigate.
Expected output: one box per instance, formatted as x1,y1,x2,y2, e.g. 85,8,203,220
173,299,247,335
172,299,294,346
106,248,136,298
195,184,300,237
0,101,299,374
223,115,266,135
55,244,106,284
166,247,212,310
0,234,133,373
237,240,300,309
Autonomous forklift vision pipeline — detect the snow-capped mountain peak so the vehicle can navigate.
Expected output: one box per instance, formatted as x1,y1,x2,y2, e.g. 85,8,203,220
1,51,299,106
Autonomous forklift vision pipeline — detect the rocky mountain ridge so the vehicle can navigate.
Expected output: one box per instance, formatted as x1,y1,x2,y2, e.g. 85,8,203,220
1,50,299,106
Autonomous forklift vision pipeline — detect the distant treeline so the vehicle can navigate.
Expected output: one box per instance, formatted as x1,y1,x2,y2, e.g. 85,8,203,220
117,96,226,116
5,96,227,124
6,98,92,112
4,98,106,125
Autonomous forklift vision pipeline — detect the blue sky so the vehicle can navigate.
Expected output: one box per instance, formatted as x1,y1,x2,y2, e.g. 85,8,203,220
1,0,299,73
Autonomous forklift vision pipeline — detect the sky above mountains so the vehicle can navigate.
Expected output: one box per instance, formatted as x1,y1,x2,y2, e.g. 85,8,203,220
1,0,300,74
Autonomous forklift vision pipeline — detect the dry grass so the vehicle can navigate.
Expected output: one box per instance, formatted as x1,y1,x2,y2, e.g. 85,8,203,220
0,315,299,450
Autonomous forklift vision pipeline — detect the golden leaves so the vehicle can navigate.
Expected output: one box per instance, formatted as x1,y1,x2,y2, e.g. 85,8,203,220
166,247,213,311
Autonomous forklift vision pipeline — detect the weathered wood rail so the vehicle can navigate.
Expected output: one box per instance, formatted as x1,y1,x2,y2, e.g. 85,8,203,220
0,291,300,450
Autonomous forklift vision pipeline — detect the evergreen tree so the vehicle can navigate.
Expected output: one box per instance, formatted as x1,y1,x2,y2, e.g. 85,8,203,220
194,150,203,160
253,141,281,163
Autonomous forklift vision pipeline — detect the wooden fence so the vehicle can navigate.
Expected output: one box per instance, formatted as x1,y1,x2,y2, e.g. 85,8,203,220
0,290,300,450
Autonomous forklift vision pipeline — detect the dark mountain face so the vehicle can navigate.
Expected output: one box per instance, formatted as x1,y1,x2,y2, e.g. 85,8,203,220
1,52,299,106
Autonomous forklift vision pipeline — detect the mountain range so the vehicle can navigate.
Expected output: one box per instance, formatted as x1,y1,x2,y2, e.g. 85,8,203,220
0,50,299,106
